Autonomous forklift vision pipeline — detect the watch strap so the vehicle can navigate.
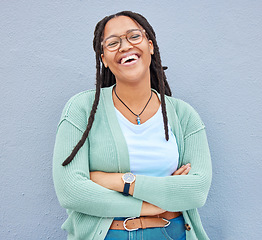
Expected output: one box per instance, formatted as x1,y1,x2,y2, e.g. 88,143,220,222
123,183,130,196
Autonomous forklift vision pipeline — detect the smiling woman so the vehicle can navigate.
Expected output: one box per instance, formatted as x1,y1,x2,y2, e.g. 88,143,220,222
52,11,212,240
101,17,153,87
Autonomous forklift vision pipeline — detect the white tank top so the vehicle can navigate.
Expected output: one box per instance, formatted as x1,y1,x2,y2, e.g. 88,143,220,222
115,106,179,177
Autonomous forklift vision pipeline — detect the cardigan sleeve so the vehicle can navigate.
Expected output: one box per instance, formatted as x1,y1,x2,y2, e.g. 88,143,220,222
132,105,212,211
53,119,143,218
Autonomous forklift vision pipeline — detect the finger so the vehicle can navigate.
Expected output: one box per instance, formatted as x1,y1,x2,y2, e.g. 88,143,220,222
172,164,191,175
180,166,191,175
172,165,186,175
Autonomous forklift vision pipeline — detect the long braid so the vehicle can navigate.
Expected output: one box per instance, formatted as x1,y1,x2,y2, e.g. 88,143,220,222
62,52,102,166
151,41,169,140
155,49,169,141
63,11,173,165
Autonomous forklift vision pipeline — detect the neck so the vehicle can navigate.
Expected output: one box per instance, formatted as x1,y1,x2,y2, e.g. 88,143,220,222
114,80,152,108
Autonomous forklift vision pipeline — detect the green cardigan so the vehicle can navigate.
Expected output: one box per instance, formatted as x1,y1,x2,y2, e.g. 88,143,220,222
53,85,212,240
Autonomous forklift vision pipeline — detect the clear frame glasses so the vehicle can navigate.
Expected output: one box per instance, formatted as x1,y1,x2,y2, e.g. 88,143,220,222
101,29,146,52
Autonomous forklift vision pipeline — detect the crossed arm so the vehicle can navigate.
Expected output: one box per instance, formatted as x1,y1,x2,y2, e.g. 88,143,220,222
90,164,191,216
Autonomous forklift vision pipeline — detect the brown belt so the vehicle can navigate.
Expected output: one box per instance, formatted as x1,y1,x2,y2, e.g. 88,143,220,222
110,212,182,231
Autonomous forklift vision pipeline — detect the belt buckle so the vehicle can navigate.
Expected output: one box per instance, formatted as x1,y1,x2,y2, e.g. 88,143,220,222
163,218,171,227
123,217,139,231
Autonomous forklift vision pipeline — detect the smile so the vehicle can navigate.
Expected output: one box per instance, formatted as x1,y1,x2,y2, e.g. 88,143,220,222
119,54,139,65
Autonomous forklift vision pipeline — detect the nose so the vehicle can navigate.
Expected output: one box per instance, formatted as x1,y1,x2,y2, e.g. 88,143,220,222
119,37,133,52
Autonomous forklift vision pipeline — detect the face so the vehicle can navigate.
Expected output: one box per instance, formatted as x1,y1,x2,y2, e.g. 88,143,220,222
101,16,154,84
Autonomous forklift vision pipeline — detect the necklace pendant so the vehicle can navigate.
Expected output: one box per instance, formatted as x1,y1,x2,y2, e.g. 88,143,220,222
136,116,141,125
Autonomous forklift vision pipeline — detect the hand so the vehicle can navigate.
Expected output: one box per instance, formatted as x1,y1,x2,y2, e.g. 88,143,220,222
172,163,191,176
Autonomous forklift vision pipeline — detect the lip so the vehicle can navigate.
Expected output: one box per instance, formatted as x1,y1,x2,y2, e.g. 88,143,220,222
120,57,140,66
117,52,141,64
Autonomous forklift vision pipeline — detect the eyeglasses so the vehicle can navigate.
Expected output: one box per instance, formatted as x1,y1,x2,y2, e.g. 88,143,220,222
101,29,146,52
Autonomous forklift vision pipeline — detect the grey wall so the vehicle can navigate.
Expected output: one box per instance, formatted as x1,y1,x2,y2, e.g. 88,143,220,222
1,1,261,239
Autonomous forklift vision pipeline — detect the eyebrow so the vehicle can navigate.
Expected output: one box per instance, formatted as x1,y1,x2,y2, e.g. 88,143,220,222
103,28,140,41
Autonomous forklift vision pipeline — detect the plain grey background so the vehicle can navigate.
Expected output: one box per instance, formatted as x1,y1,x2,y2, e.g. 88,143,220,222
1,1,262,239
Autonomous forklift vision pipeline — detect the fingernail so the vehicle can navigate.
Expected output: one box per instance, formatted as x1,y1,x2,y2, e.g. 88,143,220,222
186,163,190,166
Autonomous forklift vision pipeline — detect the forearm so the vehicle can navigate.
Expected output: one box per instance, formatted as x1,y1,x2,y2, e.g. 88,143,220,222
90,172,135,195
90,172,168,216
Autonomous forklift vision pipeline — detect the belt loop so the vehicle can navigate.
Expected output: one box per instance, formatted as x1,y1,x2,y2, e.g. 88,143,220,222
140,216,145,229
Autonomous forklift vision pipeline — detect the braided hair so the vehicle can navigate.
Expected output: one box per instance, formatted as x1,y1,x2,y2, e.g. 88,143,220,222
62,11,172,166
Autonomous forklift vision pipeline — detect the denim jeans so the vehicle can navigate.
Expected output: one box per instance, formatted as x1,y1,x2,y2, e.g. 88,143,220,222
105,215,186,240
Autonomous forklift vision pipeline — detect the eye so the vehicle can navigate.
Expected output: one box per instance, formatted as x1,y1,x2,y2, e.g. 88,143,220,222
129,34,141,40
107,40,119,48
105,36,120,49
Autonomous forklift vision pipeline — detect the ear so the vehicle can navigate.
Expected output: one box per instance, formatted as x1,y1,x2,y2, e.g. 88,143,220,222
101,54,108,68
148,40,154,55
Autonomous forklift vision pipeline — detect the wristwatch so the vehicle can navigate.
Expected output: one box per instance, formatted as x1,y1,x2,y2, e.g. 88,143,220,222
122,172,136,196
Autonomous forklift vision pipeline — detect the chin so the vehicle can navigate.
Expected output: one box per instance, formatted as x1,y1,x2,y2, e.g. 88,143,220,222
116,69,150,84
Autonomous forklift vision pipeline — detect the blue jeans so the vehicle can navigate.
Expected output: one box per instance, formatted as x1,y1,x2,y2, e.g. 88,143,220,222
105,215,186,240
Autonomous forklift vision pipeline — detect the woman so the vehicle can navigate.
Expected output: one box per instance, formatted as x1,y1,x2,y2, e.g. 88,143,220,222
53,11,212,240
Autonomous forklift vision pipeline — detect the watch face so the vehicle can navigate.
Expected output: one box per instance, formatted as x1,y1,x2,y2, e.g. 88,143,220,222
123,173,135,183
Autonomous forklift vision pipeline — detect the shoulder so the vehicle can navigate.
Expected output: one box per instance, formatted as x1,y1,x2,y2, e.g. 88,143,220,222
61,89,96,118
58,89,97,131
165,96,205,138
165,96,201,119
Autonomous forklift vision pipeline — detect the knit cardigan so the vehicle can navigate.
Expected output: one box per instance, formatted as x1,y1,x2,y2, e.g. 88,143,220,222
53,85,212,240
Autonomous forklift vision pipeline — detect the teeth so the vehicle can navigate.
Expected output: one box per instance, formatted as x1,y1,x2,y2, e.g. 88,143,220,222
121,54,138,64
